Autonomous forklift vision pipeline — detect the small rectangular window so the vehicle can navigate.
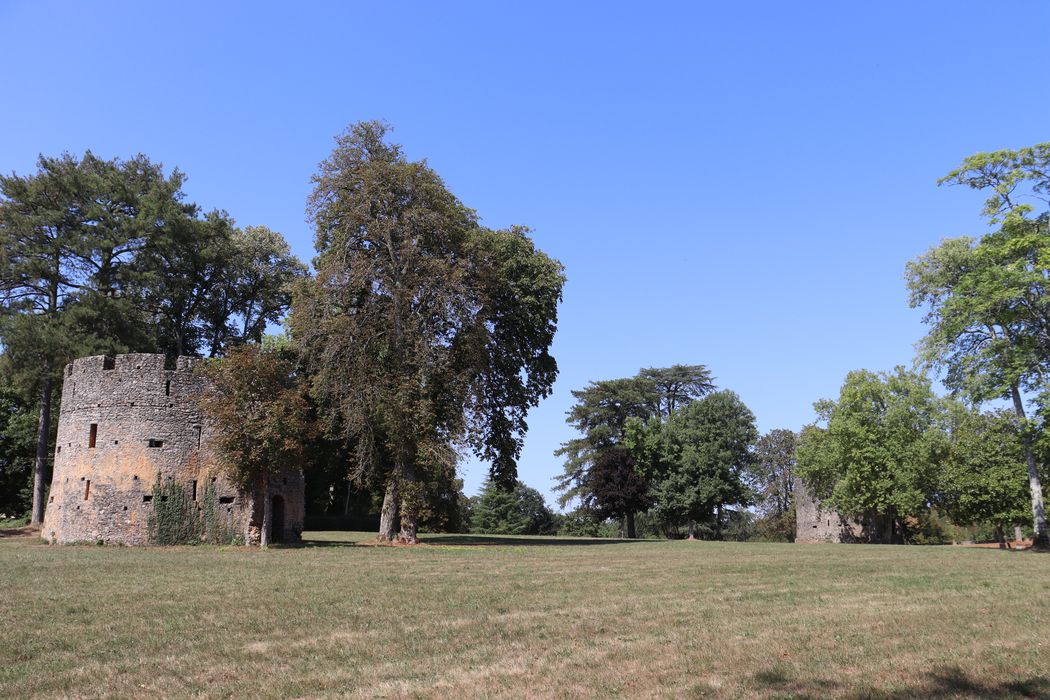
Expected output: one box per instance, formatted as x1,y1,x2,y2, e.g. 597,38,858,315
84,480,90,500
143,495,153,503
191,480,198,501
147,439,164,448
219,496,235,504
89,424,97,448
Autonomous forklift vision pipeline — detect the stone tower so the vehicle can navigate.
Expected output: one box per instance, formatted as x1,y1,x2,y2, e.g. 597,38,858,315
43,353,304,545
793,476,861,543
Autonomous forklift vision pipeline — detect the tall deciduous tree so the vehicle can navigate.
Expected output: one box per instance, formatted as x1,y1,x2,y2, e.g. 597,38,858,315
907,142,1050,547
196,345,315,547
291,121,563,543
795,368,946,544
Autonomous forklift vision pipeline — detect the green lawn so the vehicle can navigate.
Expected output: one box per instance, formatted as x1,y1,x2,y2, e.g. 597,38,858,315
1,530,1048,699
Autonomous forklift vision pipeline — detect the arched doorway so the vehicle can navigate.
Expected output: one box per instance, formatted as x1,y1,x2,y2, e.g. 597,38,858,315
271,495,285,543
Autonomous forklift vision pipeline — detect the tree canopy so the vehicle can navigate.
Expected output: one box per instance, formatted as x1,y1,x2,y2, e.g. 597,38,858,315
795,368,946,544
908,142,1050,547
0,151,305,521
291,121,564,543
628,390,757,539
470,479,555,536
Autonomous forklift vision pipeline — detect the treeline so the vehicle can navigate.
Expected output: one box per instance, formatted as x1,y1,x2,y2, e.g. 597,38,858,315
1,121,566,547
801,143,1050,547
551,364,795,540
553,143,1050,548
0,152,306,521
797,368,1039,545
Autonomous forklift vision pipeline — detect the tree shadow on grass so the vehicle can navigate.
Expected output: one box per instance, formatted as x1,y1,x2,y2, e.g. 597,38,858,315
751,665,1049,700
0,525,37,539
418,533,651,547
292,537,358,548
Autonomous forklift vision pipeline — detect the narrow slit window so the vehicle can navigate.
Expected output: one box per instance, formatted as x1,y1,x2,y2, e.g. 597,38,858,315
84,480,90,500
195,426,202,449
165,380,171,396
89,424,97,448
191,480,198,501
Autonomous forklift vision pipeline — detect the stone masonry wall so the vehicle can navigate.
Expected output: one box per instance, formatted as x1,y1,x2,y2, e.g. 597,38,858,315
794,475,862,544
43,354,304,545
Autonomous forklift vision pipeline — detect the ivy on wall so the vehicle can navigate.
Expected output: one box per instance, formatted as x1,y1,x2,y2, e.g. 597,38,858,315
146,475,239,545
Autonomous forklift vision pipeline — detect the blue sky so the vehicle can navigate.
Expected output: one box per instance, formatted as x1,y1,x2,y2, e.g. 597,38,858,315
2,1,1048,504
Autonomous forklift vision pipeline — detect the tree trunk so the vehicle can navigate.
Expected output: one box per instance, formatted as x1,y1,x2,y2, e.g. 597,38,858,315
995,523,1006,550
31,375,53,525
715,505,723,540
626,511,637,539
395,462,420,545
260,475,271,548
378,478,399,541
1009,384,1049,549
687,519,697,540
398,517,418,544
1014,524,1024,543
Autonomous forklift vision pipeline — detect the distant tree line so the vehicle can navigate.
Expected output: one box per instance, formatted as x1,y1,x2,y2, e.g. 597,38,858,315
799,143,1050,548
551,364,780,540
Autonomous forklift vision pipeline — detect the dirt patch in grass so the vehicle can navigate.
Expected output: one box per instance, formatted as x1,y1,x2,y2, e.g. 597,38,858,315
0,523,38,538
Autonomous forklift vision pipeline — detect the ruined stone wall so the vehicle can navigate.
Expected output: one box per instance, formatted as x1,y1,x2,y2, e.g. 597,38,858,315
43,353,304,545
794,476,861,544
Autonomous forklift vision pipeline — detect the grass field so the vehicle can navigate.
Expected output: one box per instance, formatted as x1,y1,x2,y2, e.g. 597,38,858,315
1,530,1048,699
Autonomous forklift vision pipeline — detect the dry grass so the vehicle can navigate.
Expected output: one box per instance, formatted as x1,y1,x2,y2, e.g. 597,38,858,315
1,531,1048,699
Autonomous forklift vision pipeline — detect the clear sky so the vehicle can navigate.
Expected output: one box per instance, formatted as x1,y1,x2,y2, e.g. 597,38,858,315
2,1,1048,504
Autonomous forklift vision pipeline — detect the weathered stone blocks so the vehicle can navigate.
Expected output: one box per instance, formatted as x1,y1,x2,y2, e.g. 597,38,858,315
43,353,304,545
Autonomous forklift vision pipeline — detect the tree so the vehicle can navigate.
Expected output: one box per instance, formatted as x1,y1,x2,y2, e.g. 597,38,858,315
470,479,555,535
638,364,716,419
199,225,308,357
629,390,757,539
196,345,315,547
291,121,563,543
554,376,659,507
907,142,1050,547
0,368,38,517
938,405,1031,547
0,152,187,522
751,429,798,541
582,447,651,538
795,368,946,544
553,365,714,530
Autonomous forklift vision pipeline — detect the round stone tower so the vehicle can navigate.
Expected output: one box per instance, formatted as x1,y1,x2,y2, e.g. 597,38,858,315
43,353,304,545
